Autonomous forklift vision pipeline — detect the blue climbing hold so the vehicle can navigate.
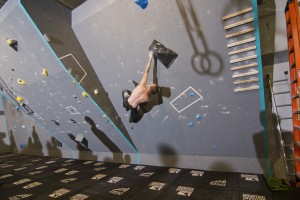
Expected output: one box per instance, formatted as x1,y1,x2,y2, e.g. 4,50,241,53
19,144,24,149
135,0,148,9
189,92,195,97
196,114,201,120
188,121,194,127
16,106,20,111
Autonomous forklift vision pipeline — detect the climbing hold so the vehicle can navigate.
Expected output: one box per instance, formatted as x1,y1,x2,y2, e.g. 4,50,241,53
72,80,76,84
7,38,18,51
16,106,20,111
43,34,51,42
75,134,88,147
19,144,24,149
189,92,195,97
94,89,99,95
17,79,26,85
149,40,178,68
196,114,201,120
82,92,88,98
7,38,13,45
52,120,60,126
188,121,194,127
42,68,48,76
16,96,23,103
68,68,73,74
102,115,106,118
135,0,148,9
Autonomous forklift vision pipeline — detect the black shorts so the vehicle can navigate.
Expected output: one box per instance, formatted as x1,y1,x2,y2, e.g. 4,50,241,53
122,90,136,111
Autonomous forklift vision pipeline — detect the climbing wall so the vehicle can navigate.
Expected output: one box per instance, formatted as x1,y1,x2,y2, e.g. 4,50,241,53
2,96,70,157
0,0,138,162
72,0,268,173
0,0,269,174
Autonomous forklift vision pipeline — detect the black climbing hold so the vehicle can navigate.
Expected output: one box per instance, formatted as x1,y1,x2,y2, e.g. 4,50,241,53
8,39,18,51
70,119,76,123
149,39,178,68
52,120,60,126
132,80,139,87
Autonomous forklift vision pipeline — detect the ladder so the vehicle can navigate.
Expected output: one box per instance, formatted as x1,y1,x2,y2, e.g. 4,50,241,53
266,72,295,181
285,0,300,187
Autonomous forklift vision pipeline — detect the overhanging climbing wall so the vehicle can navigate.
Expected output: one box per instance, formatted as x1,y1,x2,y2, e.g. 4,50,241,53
72,0,268,173
0,0,138,162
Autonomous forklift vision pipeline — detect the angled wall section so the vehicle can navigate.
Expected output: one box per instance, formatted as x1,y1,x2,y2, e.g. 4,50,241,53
0,0,138,162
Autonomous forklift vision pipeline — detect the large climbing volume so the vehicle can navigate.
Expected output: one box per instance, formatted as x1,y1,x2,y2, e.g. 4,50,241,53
149,40,178,69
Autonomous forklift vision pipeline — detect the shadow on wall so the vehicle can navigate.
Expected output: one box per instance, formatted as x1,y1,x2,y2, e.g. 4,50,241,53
20,126,43,156
9,130,18,154
158,143,178,167
68,133,97,161
0,132,10,153
132,58,172,123
46,136,62,158
209,161,234,172
85,116,124,162
253,111,269,175
176,0,223,76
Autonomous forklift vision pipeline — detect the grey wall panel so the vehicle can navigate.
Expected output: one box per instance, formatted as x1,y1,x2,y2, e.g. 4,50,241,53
0,0,137,161
72,0,266,159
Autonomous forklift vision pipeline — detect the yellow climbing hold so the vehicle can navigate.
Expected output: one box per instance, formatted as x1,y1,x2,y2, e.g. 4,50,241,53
17,79,26,85
16,96,23,103
82,92,88,98
42,68,48,76
7,38,13,45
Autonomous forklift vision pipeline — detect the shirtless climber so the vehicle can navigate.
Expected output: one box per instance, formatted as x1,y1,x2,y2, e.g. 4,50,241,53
122,52,158,123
